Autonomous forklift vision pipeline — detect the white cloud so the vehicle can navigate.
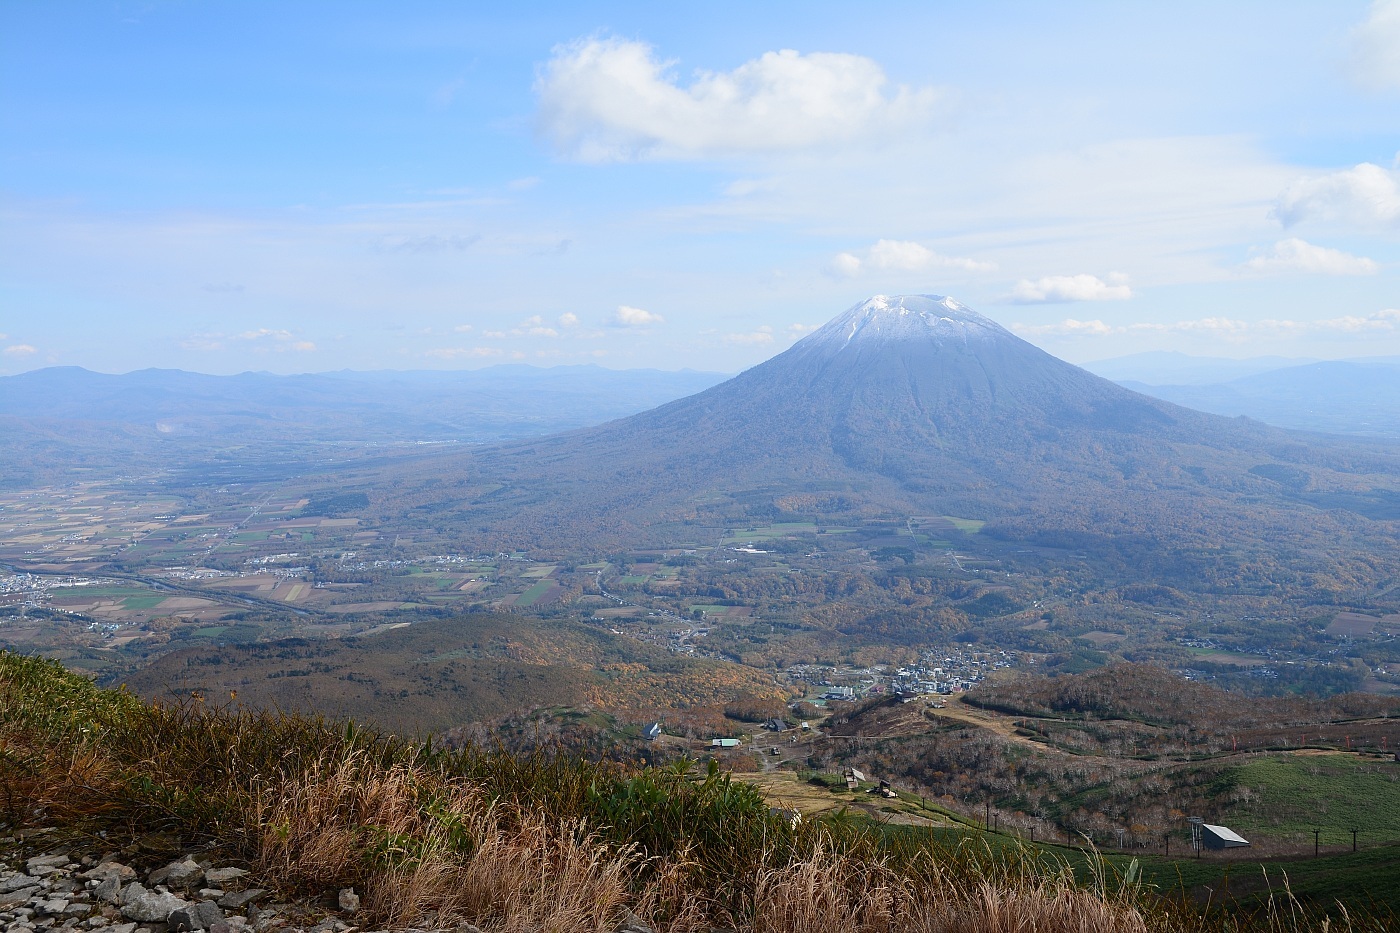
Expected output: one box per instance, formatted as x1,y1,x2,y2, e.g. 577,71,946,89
425,346,504,360
3,344,37,356
723,326,775,345
453,324,474,333
558,312,579,327
829,239,996,278
513,315,559,337
378,233,481,253
612,305,664,326
535,38,940,162
1024,311,1400,343
1311,308,1400,332
1011,273,1133,303
787,323,819,337
1274,162,1400,227
1012,319,1122,337
237,328,295,342
1352,0,1400,90
1242,238,1378,276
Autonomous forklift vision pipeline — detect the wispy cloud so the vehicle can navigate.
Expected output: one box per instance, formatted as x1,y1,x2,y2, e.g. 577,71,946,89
1016,310,1400,341
1241,238,1378,276
183,328,315,352
1012,319,1123,337
513,315,559,337
828,239,995,278
1274,162,1400,227
723,325,775,345
3,344,37,357
1351,0,1400,91
611,305,664,326
536,38,941,162
1011,273,1133,303
425,346,504,360
377,233,482,253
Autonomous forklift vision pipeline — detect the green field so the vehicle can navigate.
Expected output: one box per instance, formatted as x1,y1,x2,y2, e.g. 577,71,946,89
722,522,818,543
515,579,556,607
50,586,150,599
1140,843,1400,915
1225,754,1400,840
120,596,168,610
942,516,985,533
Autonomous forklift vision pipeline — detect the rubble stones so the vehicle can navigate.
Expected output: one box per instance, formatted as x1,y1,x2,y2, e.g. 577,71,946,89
197,874,241,889
167,902,223,933
146,862,203,891
118,884,193,924
213,892,263,912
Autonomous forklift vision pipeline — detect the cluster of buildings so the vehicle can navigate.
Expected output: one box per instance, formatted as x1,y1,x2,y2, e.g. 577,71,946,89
783,647,1019,701
890,647,1018,695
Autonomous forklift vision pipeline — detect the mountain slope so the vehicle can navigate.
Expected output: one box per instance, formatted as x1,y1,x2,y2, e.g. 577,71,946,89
357,295,1400,609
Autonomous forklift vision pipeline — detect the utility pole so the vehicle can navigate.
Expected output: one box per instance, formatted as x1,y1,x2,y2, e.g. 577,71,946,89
1351,828,1358,853
1313,828,1321,858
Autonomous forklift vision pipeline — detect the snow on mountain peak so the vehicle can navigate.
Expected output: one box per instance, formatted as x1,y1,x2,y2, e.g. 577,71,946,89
801,294,1008,352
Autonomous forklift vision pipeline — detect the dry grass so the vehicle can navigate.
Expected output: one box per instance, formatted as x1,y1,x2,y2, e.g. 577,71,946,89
0,651,1391,933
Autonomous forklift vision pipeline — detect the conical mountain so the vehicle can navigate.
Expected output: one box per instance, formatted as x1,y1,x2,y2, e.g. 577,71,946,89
388,295,1399,551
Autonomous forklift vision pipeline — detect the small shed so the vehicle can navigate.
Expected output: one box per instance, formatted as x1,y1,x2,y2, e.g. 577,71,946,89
710,737,741,748
642,722,662,741
1201,824,1250,850
763,718,788,732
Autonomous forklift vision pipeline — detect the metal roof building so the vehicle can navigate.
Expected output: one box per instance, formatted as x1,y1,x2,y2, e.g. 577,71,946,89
1202,824,1250,849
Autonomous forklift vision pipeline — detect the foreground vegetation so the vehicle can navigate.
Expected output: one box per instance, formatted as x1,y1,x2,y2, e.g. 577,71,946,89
1,652,1392,932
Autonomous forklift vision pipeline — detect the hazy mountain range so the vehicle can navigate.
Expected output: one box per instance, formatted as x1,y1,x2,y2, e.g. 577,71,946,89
1083,352,1400,437
0,365,729,444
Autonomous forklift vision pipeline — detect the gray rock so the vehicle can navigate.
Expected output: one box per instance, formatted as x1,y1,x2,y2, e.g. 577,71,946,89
618,909,654,933
83,919,110,929
334,889,358,917
212,892,263,912
25,857,69,871
38,900,69,916
146,863,201,891
1,887,42,908
94,881,121,906
108,924,137,933
166,902,221,933
82,867,135,887
196,873,242,889
61,904,91,919
26,867,65,879
3,875,40,895
118,886,192,924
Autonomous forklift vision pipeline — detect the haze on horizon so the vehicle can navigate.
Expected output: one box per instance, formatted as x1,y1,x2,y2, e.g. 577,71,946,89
2,1,1399,376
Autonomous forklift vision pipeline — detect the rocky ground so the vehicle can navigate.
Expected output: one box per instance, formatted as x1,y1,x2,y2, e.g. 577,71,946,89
0,831,403,933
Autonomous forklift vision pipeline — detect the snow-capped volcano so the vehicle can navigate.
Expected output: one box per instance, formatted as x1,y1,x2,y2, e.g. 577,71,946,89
802,294,1008,352
376,293,1345,552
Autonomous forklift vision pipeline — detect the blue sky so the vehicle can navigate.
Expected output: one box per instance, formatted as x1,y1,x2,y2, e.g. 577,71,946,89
2,1,1399,374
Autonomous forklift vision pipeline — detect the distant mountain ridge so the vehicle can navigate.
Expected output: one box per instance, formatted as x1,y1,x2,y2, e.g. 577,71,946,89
1114,360,1400,438
0,364,729,444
